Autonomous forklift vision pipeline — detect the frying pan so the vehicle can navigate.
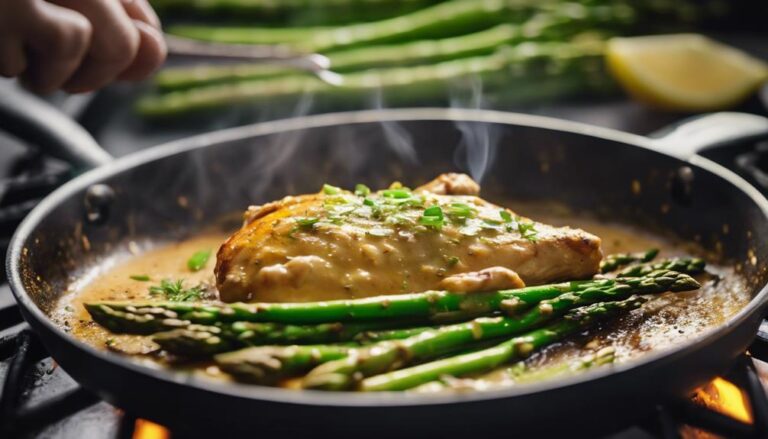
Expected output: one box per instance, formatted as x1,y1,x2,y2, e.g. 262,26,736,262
4,90,768,437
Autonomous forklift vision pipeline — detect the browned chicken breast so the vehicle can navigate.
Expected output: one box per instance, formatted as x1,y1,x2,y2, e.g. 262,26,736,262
215,174,602,303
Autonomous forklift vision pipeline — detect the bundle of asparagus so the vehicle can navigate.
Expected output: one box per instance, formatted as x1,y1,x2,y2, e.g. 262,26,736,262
84,251,706,391
139,0,720,118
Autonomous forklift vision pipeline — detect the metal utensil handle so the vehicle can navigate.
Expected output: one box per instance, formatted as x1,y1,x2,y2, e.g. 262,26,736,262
647,112,768,160
164,34,331,73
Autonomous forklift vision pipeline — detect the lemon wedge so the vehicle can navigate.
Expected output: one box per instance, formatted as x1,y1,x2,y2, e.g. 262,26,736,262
606,34,768,111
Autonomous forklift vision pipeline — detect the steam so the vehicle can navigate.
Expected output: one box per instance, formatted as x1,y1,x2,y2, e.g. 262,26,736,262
369,88,419,166
449,75,501,184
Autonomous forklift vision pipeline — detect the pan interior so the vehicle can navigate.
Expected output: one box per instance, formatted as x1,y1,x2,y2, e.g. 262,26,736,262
12,115,768,397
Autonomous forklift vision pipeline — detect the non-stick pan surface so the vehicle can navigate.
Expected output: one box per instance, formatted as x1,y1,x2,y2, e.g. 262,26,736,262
7,108,768,437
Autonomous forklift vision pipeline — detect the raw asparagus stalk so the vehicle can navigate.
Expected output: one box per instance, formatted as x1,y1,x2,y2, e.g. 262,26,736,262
301,271,696,390
214,344,351,384
151,0,438,26
155,24,520,91
617,257,705,278
86,269,698,332
599,248,659,273
155,4,633,91
151,319,425,355
360,296,645,391
413,345,616,392
138,39,607,117
167,0,552,50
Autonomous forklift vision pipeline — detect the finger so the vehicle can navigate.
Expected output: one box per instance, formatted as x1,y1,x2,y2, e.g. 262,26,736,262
121,0,161,28
19,1,92,93
118,20,167,81
0,38,27,78
49,0,140,93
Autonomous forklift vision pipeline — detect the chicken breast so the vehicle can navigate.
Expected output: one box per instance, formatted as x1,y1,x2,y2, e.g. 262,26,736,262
215,174,602,303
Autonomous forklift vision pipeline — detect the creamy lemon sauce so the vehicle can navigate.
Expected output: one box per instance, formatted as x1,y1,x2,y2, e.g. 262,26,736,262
52,206,751,389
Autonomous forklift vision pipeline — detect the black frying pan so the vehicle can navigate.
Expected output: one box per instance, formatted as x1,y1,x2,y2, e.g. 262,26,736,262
4,91,768,437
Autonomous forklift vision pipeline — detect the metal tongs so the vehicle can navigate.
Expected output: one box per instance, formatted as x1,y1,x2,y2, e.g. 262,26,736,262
164,34,343,85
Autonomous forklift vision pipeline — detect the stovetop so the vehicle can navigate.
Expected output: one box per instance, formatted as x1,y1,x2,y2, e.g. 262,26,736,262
2,53,768,437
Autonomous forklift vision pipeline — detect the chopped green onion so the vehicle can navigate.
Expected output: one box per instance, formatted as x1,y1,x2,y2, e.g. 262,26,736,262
363,198,376,206
129,274,150,282
187,250,212,272
499,210,513,223
295,217,320,229
355,184,371,197
322,184,341,195
448,203,475,219
419,205,444,229
382,188,412,199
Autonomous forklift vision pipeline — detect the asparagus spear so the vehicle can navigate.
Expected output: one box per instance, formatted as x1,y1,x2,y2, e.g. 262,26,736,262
151,0,438,26
87,269,698,331
155,4,633,91
138,39,607,117
167,0,552,50
413,346,616,392
617,257,705,278
155,24,520,91
599,248,659,273
152,319,424,355
360,296,645,391
301,271,697,390
85,266,678,331
214,344,351,384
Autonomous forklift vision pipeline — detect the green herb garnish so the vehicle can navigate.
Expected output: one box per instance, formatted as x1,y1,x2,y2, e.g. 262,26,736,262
447,203,475,220
323,184,341,195
446,256,460,267
355,184,371,197
419,205,444,229
295,217,320,230
149,279,204,302
129,274,151,282
187,250,212,272
499,210,513,223
382,188,412,199
518,221,538,242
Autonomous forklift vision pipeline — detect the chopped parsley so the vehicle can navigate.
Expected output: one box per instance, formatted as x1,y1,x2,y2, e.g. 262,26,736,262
354,184,371,197
129,274,150,282
322,184,342,195
187,249,212,272
149,279,204,302
419,205,444,229
517,221,538,242
499,209,538,241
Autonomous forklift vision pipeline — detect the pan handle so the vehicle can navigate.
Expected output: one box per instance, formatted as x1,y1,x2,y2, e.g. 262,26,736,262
0,87,113,170
646,112,768,160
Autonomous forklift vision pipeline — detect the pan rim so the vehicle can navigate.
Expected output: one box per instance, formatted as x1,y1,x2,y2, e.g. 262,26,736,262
7,107,768,408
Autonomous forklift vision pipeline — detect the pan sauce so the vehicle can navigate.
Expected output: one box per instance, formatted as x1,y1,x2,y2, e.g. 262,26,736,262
52,204,750,389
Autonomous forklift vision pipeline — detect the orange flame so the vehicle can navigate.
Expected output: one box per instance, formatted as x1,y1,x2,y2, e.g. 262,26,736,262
132,419,170,439
694,377,752,424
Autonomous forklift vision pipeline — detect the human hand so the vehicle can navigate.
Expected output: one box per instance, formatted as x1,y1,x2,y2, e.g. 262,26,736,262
0,0,167,94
